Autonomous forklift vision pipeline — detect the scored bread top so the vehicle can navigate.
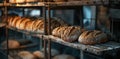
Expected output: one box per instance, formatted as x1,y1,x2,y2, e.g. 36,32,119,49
52,26,84,42
19,17,31,30
78,30,108,45
11,16,21,27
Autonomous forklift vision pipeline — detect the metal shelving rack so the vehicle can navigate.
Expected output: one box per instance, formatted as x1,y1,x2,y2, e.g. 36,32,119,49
46,0,120,59
0,0,48,59
0,0,120,59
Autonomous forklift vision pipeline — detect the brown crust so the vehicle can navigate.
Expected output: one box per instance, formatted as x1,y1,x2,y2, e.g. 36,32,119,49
19,18,30,30
11,16,21,27
52,26,83,42
9,16,16,26
78,30,108,45
25,21,34,31
32,20,42,32
62,26,82,42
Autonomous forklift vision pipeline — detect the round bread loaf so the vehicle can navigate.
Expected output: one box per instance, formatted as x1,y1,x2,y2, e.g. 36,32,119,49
15,18,24,29
25,21,33,31
32,20,43,32
19,18,30,30
78,30,108,45
7,16,13,25
11,16,21,27
9,16,16,26
61,26,84,42
52,26,85,42
37,20,44,31
33,51,44,59
1,40,20,49
53,54,75,59
18,51,35,59
52,26,68,37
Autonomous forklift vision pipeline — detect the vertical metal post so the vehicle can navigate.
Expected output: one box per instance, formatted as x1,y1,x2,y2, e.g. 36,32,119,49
95,6,98,30
4,0,8,58
22,8,26,39
40,7,43,50
43,2,48,59
22,8,25,16
80,50,84,59
80,6,84,28
47,1,51,59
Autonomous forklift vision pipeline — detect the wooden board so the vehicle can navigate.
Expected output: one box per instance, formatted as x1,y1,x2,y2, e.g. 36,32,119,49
48,35,120,55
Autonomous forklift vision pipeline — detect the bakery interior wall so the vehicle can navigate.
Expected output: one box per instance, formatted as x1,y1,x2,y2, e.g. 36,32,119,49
0,5,120,59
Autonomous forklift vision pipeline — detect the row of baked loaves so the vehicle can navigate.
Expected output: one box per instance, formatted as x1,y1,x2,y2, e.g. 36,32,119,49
9,0,42,3
7,16,68,33
9,49,75,59
9,0,90,3
52,26,108,45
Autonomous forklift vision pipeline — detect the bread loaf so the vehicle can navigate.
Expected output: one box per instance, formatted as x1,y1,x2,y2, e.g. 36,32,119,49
11,16,21,27
25,21,33,31
32,20,43,32
7,16,13,25
78,30,108,45
33,51,44,59
19,18,30,30
52,26,85,42
18,51,35,59
7,16,68,34
52,26,68,37
9,16,16,26
15,18,23,29
1,40,20,49
53,54,75,59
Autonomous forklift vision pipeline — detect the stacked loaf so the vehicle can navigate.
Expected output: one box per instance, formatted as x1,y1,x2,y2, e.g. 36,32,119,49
7,16,68,34
52,26,85,42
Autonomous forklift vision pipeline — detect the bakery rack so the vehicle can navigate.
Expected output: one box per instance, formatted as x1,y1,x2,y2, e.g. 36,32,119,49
45,0,120,59
0,0,48,59
0,0,120,59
